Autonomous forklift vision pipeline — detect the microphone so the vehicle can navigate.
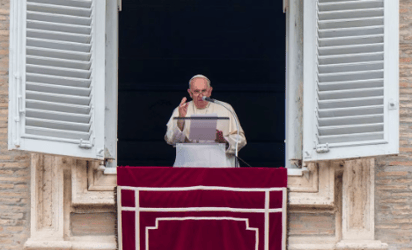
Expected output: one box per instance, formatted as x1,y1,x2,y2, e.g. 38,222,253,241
202,96,216,103
200,96,241,168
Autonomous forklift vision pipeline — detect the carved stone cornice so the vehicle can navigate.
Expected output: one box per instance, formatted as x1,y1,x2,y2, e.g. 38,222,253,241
72,160,116,206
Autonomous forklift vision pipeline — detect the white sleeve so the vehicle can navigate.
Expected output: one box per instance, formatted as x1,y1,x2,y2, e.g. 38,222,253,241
164,107,186,145
222,104,247,154
165,125,186,145
224,132,247,155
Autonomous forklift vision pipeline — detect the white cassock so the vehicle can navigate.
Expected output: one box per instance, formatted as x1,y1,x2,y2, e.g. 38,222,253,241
165,101,247,167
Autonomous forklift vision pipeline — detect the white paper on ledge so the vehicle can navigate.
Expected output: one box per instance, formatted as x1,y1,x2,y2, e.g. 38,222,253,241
188,113,218,141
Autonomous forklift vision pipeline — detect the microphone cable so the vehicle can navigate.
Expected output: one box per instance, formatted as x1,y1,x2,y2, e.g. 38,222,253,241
235,156,253,168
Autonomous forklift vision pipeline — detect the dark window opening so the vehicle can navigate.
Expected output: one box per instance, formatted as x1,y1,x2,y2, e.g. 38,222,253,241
118,0,286,167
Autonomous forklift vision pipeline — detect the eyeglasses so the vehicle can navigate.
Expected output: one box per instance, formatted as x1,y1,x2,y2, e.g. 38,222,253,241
191,89,208,95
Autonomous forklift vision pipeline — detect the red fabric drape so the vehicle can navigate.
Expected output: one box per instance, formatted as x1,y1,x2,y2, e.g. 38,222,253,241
118,167,287,250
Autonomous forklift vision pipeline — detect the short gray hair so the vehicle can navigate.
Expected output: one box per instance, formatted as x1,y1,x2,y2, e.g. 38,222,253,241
188,74,211,88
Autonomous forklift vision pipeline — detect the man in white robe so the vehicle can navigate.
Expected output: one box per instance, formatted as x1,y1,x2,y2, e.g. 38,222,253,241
165,74,247,167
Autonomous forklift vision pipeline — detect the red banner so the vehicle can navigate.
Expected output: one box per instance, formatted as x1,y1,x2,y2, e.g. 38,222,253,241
117,167,287,250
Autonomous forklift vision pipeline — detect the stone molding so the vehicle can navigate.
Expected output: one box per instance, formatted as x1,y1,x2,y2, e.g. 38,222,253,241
88,162,117,191
24,236,116,250
288,162,336,207
29,154,65,242
26,154,387,250
25,154,116,250
335,240,389,250
288,163,319,192
72,159,116,206
288,159,388,250
336,159,388,249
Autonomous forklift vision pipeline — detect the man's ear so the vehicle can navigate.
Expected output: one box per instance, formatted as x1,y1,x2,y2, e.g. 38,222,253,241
187,89,193,98
208,87,213,96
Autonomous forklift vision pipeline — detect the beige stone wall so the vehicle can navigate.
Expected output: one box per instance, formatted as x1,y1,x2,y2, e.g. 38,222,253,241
0,1,32,249
288,213,336,236
374,1,412,248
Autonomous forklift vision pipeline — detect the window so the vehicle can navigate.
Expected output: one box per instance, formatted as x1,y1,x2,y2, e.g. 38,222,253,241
8,0,398,168
117,0,286,168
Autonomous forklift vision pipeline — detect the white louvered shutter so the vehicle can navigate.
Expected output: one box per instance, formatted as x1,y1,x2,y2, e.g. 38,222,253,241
9,0,107,159
303,0,399,162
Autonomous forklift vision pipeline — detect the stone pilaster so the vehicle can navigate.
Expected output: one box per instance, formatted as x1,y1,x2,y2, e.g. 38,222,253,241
336,158,387,250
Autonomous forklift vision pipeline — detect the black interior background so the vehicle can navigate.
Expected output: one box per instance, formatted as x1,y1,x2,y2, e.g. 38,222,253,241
118,0,286,167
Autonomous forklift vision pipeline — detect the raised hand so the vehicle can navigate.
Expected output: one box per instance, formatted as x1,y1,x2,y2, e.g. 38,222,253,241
178,97,188,117
177,97,188,131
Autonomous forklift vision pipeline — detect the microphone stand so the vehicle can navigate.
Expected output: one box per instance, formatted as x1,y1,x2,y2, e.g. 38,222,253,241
203,97,240,168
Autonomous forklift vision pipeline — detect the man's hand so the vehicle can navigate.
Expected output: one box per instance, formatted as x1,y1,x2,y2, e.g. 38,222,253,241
178,97,188,117
215,130,228,144
177,97,188,131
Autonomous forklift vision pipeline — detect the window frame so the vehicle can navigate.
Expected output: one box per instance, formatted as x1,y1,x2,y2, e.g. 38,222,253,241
9,0,397,175
103,0,119,174
285,0,304,172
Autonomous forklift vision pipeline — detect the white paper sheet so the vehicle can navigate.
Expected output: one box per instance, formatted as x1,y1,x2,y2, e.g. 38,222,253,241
188,114,218,141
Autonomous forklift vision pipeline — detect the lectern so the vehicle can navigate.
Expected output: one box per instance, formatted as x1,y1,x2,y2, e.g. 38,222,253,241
171,116,232,167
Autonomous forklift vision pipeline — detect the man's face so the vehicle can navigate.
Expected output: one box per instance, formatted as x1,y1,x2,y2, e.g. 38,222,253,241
188,78,213,109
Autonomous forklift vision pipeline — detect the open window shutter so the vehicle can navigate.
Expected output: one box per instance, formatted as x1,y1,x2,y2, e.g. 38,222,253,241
303,0,399,162
9,0,107,159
